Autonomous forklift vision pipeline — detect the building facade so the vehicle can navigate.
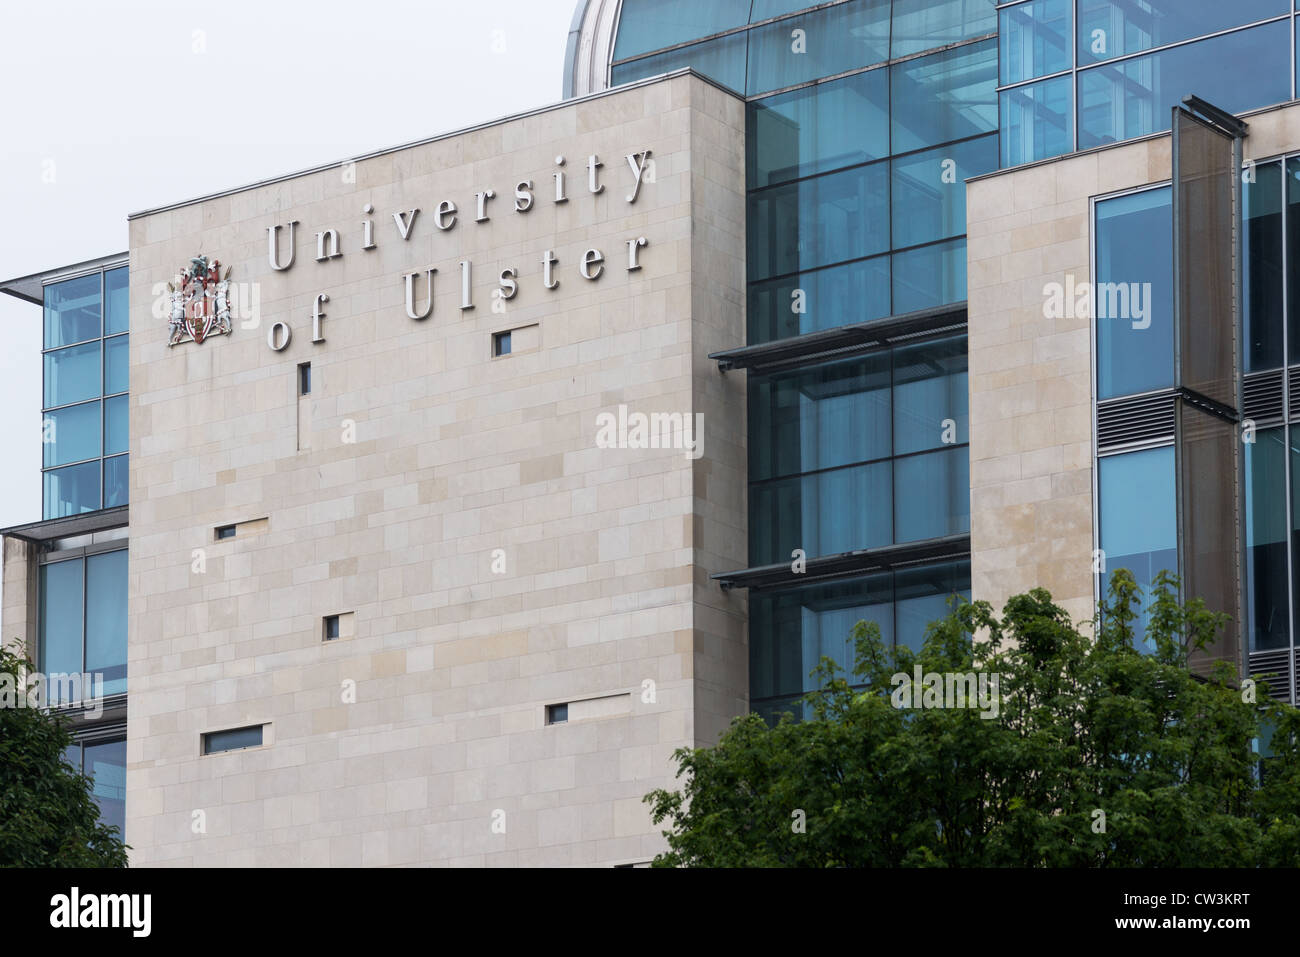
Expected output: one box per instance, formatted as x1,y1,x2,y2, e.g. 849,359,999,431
2,0,1298,866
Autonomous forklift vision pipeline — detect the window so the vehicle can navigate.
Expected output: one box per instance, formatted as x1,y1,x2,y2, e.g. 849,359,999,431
892,0,997,60
748,257,892,344
1097,447,1177,651
44,273,100,348
546,703,569,725
1076,0,1289,66
893,238,968,313
749,560,971,721
1287,157,1300,364
492,330,512,357
203,725,265,755
611,31,748,92
1245,428,1289,652
39,548,128,704
1094,186,1173,400
999,74,1073,167
213,518,268,541
747,69,890,190
321,611,354,641
748,161,891,282
891,135,999,249
298,362,311,396
611,0,751,61
748,336,969,565
745,0,891,96
42,266,128,519
1244,160,1284,372
64,734,126,838
1077,20,1290,151
999,0,1071,85
890,39,998,155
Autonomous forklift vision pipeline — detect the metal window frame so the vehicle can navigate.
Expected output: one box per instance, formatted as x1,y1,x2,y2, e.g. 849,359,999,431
39,266,130,517
35,543,128,700
1089,179,1174,607
996,2,1300,170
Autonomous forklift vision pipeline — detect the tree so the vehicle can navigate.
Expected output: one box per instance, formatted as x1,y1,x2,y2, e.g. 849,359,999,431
0,649,128,867
645,570,1300,867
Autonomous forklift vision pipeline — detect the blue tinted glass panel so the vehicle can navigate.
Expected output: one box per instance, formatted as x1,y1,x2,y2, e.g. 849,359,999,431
204,725,264,754
1245,429,1288,652
748,69,889,188
892,336,968,455
85,549,127,697
44,274,100,348
44,400,101,468
891,135,998,249
749,354,892,482
1078,21,1291,150
751,1,819,20
1290,437,1300,641
44,342,100,408
891,39,997,154
104,395,128,456
749,461,892,564
612,0,751,59
748,254,889,343
894,446,970,542
892,238,967,313
84,739,126,837
748,257,891,343
892,0,996,59
611,31,747,91
1098,447,1177,651
1243,161,1283,372
39,559,84,695
750,571,895,701
1077,0,1290,66
1000,74,1072,166
1286,158,1300,364
749,560,971,712
43,461,100,518
746,0,891,95
1000,0,1071,85
104,267,128,336
894,561,970,653
104,455,128,509
748,162,890,281
104,334,128,395
1094,187,1173,399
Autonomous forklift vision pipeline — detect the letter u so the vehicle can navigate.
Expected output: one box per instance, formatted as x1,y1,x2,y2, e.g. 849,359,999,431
404,268,438,320
268,220,299,271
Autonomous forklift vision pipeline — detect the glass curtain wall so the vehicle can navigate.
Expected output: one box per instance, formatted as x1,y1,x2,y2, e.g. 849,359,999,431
999,0,1296,166
748,336,969,565
43,265,129,518
38,548,128,703
611,2,986,721
1094,157,1300,686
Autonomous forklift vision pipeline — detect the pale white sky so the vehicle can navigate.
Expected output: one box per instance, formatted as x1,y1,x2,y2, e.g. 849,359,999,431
0,0,579,529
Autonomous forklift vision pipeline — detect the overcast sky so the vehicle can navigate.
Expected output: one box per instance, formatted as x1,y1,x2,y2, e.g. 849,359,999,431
0,0,579,529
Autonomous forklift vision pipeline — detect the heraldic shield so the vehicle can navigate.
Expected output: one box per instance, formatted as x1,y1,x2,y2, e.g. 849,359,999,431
167,256,233,346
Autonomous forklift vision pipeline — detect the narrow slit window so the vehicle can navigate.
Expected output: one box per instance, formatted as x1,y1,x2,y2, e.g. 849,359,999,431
323,615,340,641
298,362,311,396
493,331,512,357
202,724,264,755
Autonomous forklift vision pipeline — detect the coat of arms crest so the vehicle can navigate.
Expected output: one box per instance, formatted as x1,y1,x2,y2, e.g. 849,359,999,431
167,256,233,346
